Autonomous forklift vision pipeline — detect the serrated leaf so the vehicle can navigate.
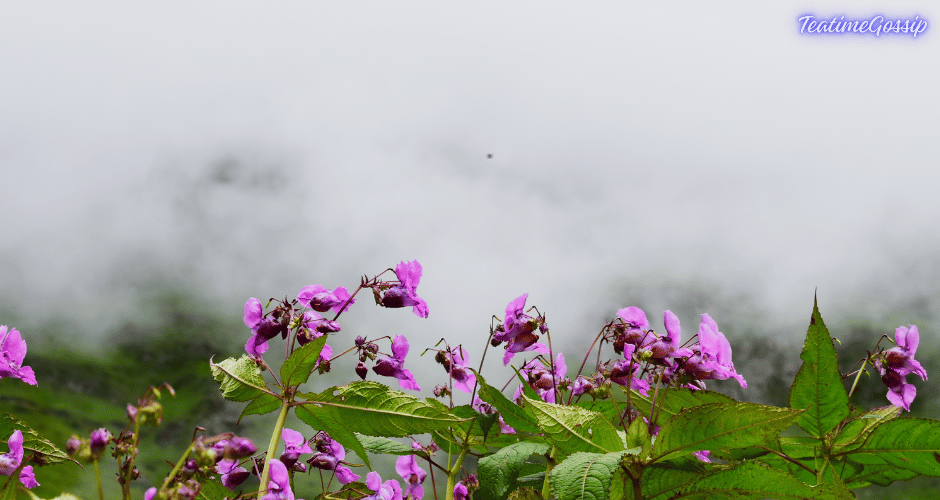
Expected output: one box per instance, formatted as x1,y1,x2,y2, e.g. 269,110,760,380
300,381,469,461
474,371,541,435
209,355,269,402
0,412,73,466
523,396,624,455
627,388,735,422
452,404,500,442
651,402,801,463
549,451,630,500
195,478,233,500
478,442,550,500
356,434,425,457
674,461,833,499
280,336,328,387
239,393,282,422
641,466,702,500
507,487,542,500
846,418,940,476
831,405,901,453
788,298,850,439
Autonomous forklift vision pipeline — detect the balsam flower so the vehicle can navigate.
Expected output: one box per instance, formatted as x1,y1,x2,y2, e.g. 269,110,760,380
364,471,404,500
494,294,549,365
298,285,354,315
244,298,287,356
373,335,420,391
380,260,429,318
514,353,567,403
439,346,475,393
883,325,927,381
280,428,313,468
0,325,37,386
262,459,295,500
609,359,651,396
647,310,695,364
0,430,39,489
683,314,747,388
881,368,917,411
308,432,360,484
216,459,250,490
395,455,427,500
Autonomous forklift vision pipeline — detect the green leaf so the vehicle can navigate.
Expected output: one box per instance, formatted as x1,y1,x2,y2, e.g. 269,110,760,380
209,355,269,402
674,461,833,499
238,393,282,422
627,388,735,422
847,418,940,476
641,466,702,500
195,478,234,500
549,451,630,500
478,442,550,500
506,487,542,500
302,380,469,445
651,402,802,462
831,405,901,453
452,404,500,442
280,336,328,387
0,412,73,466
356,434,427,457
523,396,624,455
624,416,652,459
474,371,541,435
788,298,849,439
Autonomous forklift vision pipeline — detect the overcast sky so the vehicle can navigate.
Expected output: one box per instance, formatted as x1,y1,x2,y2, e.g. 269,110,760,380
2,2,939,384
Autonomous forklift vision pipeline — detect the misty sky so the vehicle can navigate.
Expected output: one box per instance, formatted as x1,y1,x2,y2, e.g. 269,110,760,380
2,2,939,383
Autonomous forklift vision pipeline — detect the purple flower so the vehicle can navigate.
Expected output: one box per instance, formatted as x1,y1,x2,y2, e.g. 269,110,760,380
884,325,927,381
380,260,429,318
243,298,287,356
308,432,360,485
684,314,747,388
216,459,250,490
89,427,111,459
0,430,38,489
693,450,711,463
0,325,37,386
262,459,295,500
145,487,158,500
881,368,917,411
494,294,549,365
609,359,651,396
364,471,404,500
442,346,476,393
571,376,595,396
396,455,427,500
514,353,567,404
298,285,354,314
372,335,420,391
647,311,695,363
279,428,313,468
453,483,468,500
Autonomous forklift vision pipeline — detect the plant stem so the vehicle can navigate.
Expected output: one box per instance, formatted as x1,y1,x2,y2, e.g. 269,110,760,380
258,398,292,500
541,446,557,500
444,448,469,500
161,442,196,492
93,459,104,500
122,419,142,500
847,356,871,399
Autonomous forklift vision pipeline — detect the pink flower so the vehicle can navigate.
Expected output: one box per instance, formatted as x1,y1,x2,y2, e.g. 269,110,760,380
216,459,250,490
442,346,476,393
298,285,354,315
243,298,287,356
0,325,37,386
380,260,429,318
684,314,747,388
0,430,39,489
396,455,427,500
279,428,313,468
883,325,927,381
494,294,549,365
261,459,295,500
372,335,420,391
364,472,404,500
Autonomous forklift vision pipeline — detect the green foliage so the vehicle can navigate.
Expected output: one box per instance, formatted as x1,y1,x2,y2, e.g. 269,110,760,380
523,396,624,456
478,442,550,500
280,336,328,387
549,451,632,500
209,355,268,402
669,461,834,499
788,298,850,439
0,412,72,467
475,371,541,435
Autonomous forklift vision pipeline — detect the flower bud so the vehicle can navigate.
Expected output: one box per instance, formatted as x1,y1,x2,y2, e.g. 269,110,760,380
356,362,368,380
66,435,85,459
90,428,112,460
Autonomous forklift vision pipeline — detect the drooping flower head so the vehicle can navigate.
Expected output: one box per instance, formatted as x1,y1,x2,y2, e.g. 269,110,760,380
395,455,427,500
364,471,404,500
683,314,747,388
514,353,567,404
261,459,295,500
437,346,476,393
380,260,429,318
279,428,313,468
877,325,926,411
0,430,39,489
0,325,37,386
298,285,354,315
216,459,250,490
372,335,420,391
308,431,360,484
243,298,287,357
494,294,549,365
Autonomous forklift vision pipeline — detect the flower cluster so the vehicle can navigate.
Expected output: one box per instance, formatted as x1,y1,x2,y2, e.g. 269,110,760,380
307,431,360,485
0,325,36,386
877,325,927,411
492,294,550,365
0,430,39,489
